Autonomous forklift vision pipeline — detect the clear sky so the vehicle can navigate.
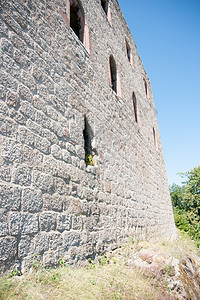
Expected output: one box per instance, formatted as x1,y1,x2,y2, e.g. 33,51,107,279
118,0,200,186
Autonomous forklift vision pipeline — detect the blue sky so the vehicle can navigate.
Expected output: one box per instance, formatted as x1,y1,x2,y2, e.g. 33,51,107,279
118,0,200,186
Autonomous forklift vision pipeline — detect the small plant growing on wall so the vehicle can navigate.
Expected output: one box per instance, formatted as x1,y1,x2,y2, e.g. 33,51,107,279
83,116,97,166
85,152,94,166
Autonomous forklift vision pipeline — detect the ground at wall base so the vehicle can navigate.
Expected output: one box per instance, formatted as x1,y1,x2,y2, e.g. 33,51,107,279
0,230,199,300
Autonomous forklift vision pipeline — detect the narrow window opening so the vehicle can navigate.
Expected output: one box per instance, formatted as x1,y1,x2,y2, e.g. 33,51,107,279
144,78,149,98
101,0,108,15
83,116,95,165
70,1,84,42
126,41,131,62
132,92,138,123
153,127,157,149
109,55,117,93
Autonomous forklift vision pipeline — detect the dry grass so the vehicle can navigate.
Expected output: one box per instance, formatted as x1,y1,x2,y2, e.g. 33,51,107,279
0,263,171,300
137,230,200,261
0,230,199,300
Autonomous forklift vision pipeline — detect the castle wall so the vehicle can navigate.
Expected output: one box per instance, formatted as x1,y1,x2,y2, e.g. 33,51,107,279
0,0,176,273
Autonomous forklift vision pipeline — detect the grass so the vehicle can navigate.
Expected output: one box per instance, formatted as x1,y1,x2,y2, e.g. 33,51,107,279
0,263,170,300
0,230,199,300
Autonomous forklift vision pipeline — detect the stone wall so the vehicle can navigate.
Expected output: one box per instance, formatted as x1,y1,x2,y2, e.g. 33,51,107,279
0,0,176,273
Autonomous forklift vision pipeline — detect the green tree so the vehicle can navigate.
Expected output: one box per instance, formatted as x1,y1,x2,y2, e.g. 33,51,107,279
169,166,200,246
170,183,184,208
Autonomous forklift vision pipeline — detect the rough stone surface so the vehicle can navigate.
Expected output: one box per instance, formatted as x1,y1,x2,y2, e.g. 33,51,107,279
0,0,176,273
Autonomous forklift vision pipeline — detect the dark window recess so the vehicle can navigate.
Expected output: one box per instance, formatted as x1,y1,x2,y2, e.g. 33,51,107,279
109,55,117,93
126,41,131,62
101,0,108,15
144,78,148,97
153,127,157,148
132,92,138,123
83,117,94,165
70,1,84,42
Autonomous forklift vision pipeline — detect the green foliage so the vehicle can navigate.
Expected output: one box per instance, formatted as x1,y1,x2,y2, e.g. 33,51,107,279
85,152,94,166
131,237,135,244
88,258,95,269
170,166,200,247
170,183,184,208
98,255,110,266
8,268,21,278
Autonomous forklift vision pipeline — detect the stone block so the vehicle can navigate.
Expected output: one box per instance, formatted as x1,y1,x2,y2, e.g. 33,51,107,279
43,249,64,266
31,232,49,255
18,127,35,147
27,119,43,137
50,121,64,138
49,232,63,250
2,12,21,34
1,38,14,57
2,53,20,80
0,237,17,262
19,84,33,102
43,129,58,144
21,70,36,92
0,165,11,182
0,18,9,37
105,181,111,193
20,101,35,120
57,161,71,181
23,145,43,169
2,137,23,163
32,66,43,81
43,193,63,212
0,117,18,138
0,183,21,211
64,197,82,215
9,212,39,235
13,49,31,69
0,100,8,115
57,214,71,232
54,177,69,195
51,144,62,160
63,231,81,249
62,149,72,164
22,188,43,213
13,166,32,186
18,235,32,258
0,214,8,236
0,71,18,92
66,142,76,154
35,111,50,129
39,212,57,231
6,91,19,108
9,108,26,125
48,95,65,113
72,216,83,230
33,171,54,193
33,95,46,113
35,135,51,155
43,156,58,176
12,10,27,29
42,75,54,94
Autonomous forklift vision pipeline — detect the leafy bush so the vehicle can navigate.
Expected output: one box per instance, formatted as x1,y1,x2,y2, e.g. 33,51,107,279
170,166,200,247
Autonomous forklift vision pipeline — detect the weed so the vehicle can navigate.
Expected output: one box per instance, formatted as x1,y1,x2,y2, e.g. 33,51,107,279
131,237,135,244
85,153,94,166
112,257,117,264
98,254,110,266
51,273,60,281
58,257,67,267
8,268,21,278
88,258,95,269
